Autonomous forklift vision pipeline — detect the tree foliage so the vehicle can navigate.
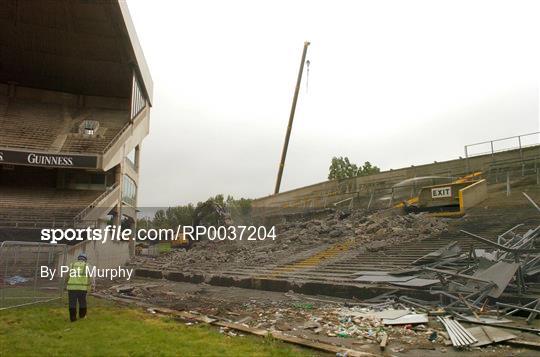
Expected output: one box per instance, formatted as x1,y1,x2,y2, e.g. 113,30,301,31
138,195,252,231
328,157,380,180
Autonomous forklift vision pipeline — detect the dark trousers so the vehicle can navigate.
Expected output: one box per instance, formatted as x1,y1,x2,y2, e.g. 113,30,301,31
68,290,87,322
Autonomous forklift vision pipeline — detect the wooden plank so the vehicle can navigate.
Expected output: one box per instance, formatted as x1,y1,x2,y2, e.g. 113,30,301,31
214,321,268,337
505,339,540,350
379,333,388,351
271,331,375,357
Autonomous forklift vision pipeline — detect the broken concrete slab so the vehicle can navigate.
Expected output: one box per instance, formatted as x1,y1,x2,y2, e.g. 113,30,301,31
383,313,429,325
469,326,516,347
353,275,416,283
389,278,440,288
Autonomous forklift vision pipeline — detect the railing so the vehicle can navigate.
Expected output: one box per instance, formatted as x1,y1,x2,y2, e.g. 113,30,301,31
101,106,147,154
101,118,132,154
0,219,73,229
464,132,540,159
73,183,119,223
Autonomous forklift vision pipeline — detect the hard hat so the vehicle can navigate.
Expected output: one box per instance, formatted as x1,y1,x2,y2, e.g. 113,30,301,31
78,253,88,261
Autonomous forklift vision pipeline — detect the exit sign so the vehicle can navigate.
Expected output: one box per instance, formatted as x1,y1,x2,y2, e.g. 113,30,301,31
431,187,452,198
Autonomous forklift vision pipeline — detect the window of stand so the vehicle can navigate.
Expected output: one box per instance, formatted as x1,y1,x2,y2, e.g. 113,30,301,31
122,174,137,206
131,74,146,119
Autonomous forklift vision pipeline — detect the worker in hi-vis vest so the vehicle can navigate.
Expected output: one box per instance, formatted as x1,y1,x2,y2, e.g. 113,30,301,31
66,253,95,322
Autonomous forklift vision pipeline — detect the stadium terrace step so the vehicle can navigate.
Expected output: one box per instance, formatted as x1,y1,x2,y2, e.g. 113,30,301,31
0,187,103,228
0,95,129,154
133,185,540,299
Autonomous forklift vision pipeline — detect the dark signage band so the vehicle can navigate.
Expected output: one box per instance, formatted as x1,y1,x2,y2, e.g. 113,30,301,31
0,149,98,169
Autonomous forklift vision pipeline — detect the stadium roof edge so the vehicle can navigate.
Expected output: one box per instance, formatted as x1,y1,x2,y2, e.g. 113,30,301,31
118,1,153,106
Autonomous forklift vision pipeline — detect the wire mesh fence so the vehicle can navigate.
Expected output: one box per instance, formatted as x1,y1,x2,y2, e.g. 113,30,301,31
0,241,67,310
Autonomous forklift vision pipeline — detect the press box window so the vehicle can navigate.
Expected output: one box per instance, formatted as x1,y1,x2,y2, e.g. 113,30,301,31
79,120,100,136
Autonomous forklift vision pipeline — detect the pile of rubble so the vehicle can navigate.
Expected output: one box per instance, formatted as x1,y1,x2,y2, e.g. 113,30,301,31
105,195,540,354
132,209,448,272
345,193,540,351
97,281,537,355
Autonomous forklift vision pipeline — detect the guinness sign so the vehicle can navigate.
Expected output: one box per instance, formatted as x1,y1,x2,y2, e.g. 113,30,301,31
0,149,98,169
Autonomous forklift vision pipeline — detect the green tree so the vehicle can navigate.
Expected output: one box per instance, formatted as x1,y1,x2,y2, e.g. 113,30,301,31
328,157,380,180
358,161,380,176
139,195,253,230
328,156,358,180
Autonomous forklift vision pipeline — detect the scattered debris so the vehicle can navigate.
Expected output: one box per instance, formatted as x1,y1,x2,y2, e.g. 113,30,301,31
115,193,540,354
437,316,477,347
4,275,29,285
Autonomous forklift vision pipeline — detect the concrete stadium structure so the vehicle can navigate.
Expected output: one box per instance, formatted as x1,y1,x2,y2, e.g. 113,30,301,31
253,136,540,218
0,1,152,267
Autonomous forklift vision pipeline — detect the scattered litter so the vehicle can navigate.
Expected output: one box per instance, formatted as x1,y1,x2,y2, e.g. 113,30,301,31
4,275,29,285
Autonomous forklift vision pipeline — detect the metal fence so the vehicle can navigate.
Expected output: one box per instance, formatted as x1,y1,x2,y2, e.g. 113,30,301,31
0,241,67,310
255,163,540,220
464,132,540,159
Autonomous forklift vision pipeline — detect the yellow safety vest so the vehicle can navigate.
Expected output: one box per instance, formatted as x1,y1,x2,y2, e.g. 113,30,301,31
67,261,89,291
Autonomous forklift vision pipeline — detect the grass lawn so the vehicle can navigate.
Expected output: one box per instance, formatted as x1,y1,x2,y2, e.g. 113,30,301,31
0,296,317,357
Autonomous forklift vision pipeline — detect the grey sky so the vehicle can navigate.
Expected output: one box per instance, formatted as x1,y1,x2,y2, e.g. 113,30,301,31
128,0,540,207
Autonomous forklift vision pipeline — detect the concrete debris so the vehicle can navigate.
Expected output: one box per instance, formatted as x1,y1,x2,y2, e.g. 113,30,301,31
382,313,429,325
96,276,540,354
120,194,540,354
132,210,448,272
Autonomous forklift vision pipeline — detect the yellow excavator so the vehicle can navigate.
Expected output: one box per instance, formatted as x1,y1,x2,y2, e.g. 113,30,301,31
395,172,483,214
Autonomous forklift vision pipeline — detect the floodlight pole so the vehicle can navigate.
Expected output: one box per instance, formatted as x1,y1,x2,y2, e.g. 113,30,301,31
274,41,310,195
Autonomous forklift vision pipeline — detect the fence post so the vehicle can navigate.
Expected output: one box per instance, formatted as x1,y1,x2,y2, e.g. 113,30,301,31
32,244,42,303
1,242,7,308
518,135,523,161
506,172,511,197
367,189,374,210
464,145,469,172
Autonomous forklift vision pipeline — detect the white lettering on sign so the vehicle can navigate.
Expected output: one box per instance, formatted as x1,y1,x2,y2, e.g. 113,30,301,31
431,187,452,198
27,153,74,166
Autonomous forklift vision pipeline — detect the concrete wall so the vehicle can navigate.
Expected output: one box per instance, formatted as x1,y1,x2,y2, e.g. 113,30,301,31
101,106,150,171
460,179,488,210
253,145,540,216
66,239,130,269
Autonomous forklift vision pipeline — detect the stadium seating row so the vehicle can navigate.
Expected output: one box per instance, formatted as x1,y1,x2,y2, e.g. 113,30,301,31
0,187,103,226
0,96,129,154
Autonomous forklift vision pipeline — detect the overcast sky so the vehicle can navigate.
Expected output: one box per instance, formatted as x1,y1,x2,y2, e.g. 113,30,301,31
128,0,540,207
